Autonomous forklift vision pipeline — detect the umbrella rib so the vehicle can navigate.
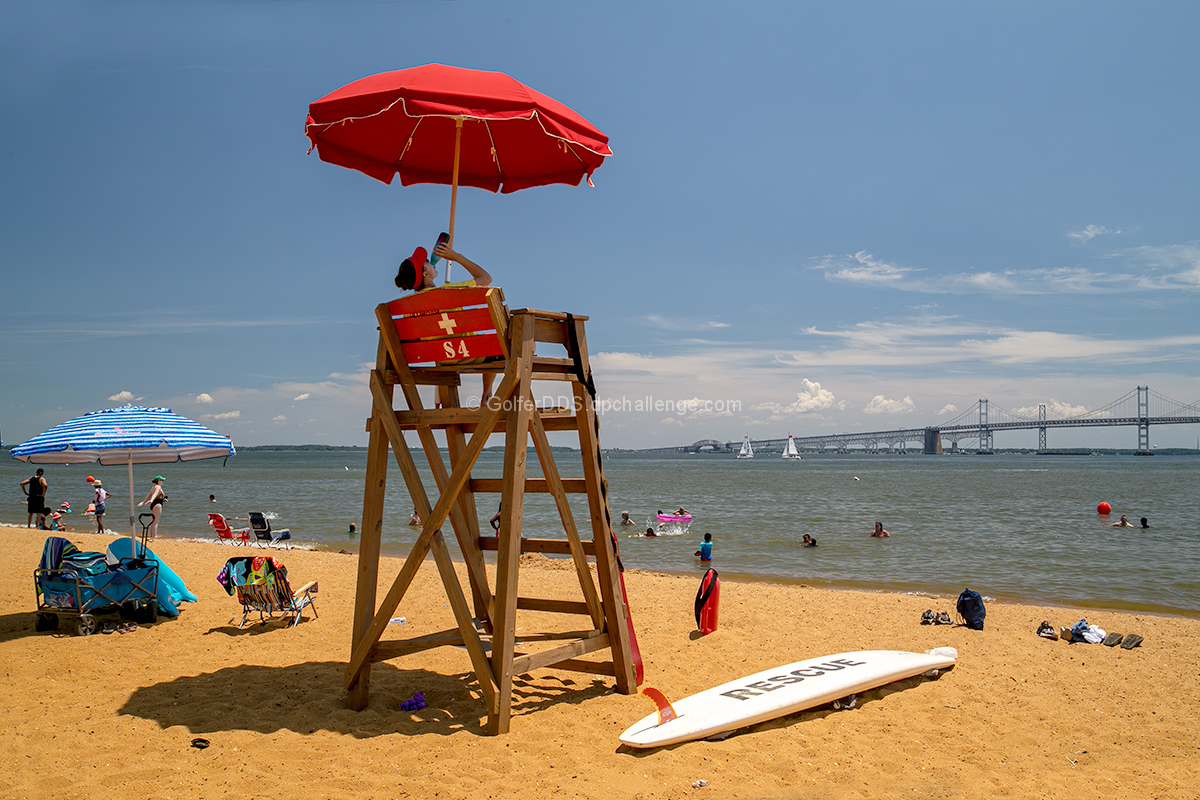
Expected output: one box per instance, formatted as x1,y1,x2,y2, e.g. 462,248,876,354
396,117,423,166
482,119,503,178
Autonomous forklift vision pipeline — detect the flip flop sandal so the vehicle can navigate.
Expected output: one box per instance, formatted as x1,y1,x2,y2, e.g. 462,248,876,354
118,622,138,634
935,612,953,625
101,621,118,634
191,738,210,749
920,610,935,625
1102,632,1124,647
1036,621,1058,639
1120,634,1143,650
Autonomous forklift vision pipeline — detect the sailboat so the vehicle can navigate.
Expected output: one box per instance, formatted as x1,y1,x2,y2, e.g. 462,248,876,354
782,434,802,460
736,434,754,459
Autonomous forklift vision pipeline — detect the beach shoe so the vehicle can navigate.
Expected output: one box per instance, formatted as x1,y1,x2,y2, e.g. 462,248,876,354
935,612,953,625
1102,632,1124,647
101,621,118,634
832,694,858,711
921,609,935,625
1120,634,1143,650
1036,621,1059,640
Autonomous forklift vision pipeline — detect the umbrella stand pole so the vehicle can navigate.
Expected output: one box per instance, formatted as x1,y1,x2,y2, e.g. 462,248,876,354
445,118,463,285
128,450,136,547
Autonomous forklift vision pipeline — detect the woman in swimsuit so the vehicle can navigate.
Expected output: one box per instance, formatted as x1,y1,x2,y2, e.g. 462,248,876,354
137,476,168,538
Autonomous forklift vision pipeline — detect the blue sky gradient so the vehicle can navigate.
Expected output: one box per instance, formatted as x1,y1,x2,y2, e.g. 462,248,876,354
3,1,1198,450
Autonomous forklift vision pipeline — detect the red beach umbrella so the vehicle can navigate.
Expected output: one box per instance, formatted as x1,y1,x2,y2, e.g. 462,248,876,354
305,63,611,275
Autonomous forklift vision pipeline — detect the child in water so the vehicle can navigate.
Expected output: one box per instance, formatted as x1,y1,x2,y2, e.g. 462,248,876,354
695,532,713,561
347,522,357,536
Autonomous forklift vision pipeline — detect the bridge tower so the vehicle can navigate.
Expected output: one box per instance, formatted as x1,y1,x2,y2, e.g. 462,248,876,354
1037,404,1047,454
1137,385,1151,454
976,399,993,454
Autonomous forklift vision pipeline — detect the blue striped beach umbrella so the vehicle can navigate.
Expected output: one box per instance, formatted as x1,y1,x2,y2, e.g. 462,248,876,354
12,406,235,540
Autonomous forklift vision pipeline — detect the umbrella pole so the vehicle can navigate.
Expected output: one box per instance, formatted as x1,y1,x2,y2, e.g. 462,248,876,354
128,450,136,548
445,117,463,284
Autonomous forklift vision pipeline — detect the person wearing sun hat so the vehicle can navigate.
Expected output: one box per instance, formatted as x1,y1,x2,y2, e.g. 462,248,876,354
393,241,498,403
137,476,168,539
92,478,110,534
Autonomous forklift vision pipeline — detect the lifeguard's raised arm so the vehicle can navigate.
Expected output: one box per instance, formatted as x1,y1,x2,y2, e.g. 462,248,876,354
433,244,492,286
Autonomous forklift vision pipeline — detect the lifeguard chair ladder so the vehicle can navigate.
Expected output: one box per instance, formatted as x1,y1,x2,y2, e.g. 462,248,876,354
345,286,641,734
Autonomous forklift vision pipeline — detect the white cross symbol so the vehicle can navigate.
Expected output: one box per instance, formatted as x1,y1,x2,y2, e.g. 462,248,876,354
437,313,458,335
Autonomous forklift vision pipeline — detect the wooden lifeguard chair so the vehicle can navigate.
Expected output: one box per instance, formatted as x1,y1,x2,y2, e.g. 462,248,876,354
345,286,642,734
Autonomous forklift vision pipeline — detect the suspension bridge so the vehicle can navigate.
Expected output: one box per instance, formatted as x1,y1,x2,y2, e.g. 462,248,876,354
646,386,1200,455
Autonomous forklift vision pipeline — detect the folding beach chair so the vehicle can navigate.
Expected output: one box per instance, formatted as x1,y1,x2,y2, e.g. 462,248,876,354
208,513,250,545
218,556,317,628
248,512,290,548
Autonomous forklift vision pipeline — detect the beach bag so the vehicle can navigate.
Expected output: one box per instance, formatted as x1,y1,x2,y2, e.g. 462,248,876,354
956,588,986,630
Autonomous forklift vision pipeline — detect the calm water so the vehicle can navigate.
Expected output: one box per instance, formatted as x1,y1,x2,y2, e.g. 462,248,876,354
4,449,1197,617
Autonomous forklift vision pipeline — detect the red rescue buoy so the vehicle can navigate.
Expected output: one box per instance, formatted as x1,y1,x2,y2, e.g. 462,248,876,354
694,568,720,635
1097,502,1111,515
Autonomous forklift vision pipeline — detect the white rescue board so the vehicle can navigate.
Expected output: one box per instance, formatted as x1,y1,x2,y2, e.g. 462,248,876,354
619,648,956,748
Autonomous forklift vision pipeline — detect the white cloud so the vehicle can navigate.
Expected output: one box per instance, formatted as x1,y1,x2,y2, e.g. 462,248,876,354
108,390,141,403
201,410,240,420
293,393,310,401
813,251,915,287
1067,224,1121,243
813,244,1200,296
1012,399,1092,419
643,314,730,331
273,415,287,425
937,404,958,416
863,395,916,414
784,379,838,414
196,393,214,404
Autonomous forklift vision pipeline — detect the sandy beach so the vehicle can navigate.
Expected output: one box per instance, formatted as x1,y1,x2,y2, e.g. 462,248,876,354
2,527,1197,800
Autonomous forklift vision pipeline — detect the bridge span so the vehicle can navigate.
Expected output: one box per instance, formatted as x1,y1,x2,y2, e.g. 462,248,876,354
645,386,1200,455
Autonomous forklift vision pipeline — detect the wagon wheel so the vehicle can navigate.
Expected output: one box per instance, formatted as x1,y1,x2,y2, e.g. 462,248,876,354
76,614,99,636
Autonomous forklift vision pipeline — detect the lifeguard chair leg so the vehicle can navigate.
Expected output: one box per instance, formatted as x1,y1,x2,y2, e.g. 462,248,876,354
488,314,535,735
571,319,637,694
348,341,392,709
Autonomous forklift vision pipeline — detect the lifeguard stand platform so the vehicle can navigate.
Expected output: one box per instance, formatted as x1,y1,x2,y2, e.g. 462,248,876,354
345,286,642,734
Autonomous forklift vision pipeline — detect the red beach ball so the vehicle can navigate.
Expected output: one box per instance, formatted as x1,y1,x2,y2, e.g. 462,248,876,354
1097,502,1111,515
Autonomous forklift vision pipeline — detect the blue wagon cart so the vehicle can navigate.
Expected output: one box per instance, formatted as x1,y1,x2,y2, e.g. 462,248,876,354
34,537,159,636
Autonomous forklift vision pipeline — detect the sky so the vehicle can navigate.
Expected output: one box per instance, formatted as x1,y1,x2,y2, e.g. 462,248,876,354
2,1,1199,452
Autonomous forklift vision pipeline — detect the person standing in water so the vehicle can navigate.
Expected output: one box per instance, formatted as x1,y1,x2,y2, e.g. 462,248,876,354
694,532,713,561
21,468,47,528
137,476,168,538
92,479,110,534
870,521,891,538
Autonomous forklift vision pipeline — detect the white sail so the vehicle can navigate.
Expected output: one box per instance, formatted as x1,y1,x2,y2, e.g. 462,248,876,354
783,434,801,460
737,434,754,459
